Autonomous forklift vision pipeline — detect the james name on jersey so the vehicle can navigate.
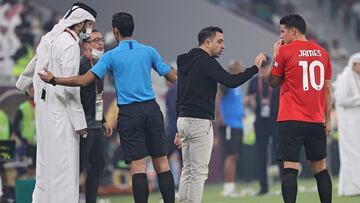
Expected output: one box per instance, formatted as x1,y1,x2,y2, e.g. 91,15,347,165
299,49,321,57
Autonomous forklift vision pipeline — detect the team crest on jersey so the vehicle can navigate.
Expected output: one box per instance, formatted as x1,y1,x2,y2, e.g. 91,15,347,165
273,61,278,67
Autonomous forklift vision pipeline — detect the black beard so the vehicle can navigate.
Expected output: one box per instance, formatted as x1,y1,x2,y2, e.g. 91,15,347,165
81,25,87,35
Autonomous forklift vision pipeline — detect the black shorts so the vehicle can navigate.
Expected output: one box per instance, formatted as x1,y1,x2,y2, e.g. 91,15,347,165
219,126,243,156
117,99,167,163
277,121,327,162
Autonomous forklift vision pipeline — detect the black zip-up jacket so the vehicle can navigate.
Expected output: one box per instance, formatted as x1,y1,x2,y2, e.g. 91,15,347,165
79,56,105,129
176,48,258,120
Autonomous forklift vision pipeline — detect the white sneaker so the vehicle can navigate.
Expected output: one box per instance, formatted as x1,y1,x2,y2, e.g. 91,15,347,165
239,188,257,197
221,190,242,198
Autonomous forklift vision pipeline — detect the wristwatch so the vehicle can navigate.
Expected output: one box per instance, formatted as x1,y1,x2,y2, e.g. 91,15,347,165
50,77,56,86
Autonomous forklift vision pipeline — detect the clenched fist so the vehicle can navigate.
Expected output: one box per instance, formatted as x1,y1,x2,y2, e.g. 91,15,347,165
255,53,267,69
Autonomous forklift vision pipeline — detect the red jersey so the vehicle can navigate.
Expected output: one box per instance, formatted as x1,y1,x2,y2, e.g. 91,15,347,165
271,40,332,123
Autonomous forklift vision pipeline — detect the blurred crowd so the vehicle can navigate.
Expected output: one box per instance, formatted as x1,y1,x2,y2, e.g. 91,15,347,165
0,0,117,86
209,0,295,27
0,0,60,84
0,0,354,84
325,0,360,41
0,0,360,202
210,0,351,65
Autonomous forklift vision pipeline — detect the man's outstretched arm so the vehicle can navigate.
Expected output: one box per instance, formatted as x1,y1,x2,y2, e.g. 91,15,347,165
38,69,96,87
164,67,177,83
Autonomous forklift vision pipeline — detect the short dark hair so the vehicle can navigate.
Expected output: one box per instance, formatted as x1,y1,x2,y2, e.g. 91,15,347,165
112,12,134,37
198,26,223,46
280,14,306,34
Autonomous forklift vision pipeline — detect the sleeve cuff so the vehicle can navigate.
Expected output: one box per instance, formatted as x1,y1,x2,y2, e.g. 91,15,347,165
90,70,101,79
160,64,172,76
249,65,259,74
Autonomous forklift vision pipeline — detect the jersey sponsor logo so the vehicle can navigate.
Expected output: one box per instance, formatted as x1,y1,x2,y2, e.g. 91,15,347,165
299,49,322,57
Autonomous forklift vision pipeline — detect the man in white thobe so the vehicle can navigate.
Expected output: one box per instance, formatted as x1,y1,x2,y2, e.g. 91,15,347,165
15,2,97,202
334,53,360,196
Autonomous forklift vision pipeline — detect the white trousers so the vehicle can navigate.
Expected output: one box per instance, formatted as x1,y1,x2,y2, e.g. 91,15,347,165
177,117,213,203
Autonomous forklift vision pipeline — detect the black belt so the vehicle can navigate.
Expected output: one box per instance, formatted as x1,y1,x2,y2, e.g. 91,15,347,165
41,89,46,100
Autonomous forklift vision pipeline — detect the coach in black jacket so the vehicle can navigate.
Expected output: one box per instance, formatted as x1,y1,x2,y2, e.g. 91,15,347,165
79,30,113,203
174,26,266,203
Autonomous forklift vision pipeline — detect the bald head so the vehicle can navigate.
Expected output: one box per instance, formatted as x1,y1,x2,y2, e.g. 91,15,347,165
228,60,245,74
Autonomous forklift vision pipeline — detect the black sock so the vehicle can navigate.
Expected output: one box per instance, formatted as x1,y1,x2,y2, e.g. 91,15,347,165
314,169,332,203
281,168,299,203
157,170,175,203
132,173,149,203
85,168,101,203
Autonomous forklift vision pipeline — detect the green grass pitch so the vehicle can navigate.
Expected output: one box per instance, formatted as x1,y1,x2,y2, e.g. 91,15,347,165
98,178,360,203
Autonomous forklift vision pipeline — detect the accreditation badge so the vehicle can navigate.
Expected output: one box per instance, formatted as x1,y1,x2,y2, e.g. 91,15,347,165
260,104,270,118
260,98,271,118
95,93,103,121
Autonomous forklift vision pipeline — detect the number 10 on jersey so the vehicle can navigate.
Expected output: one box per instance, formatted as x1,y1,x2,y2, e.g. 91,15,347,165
299,60,324,91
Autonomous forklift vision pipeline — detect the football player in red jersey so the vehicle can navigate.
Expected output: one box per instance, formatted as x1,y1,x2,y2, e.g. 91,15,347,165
268,14,332,203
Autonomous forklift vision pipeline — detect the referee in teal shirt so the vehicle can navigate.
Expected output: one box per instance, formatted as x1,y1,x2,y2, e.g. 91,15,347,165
91,39,171,104
39,12,177,203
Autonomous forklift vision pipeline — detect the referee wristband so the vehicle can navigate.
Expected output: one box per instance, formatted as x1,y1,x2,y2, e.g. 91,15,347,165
50,77,56,86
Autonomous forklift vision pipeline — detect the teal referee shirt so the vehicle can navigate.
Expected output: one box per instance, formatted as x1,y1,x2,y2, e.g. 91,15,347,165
90,40,171,105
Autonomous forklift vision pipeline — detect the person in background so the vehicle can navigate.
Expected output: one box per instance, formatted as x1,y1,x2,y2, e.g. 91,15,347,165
79,29,113,203
329,39,348,61
245,55,280,195
165,79,181,189
0,109,11,142
215,60,246,198
12,86,36,176
0,1,21,82
0,108,12,201
12,24,35,78
334,53,360,196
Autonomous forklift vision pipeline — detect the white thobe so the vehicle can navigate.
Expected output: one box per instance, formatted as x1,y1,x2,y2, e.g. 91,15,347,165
335,59,360,196
32,29,87,203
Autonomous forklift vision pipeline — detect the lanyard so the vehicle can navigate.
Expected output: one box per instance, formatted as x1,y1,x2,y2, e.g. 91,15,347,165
258,76,273,102
64,29,77,41
95,76,104,94
90,60,104,122
89,60,104,93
